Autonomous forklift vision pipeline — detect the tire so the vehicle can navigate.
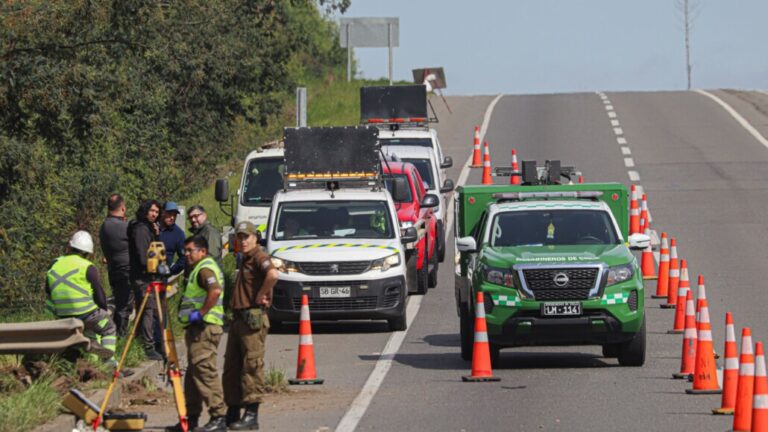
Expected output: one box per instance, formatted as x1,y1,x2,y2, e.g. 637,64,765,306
416,236,429,295
428,236,439,288
618,317,646,366
388,312,407,331
459,301,473,361
436,221,446,263
602,344,620,358
489,343,501,368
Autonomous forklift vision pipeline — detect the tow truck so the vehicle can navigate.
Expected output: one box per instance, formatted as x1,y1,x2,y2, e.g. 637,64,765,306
381,158,440,293
361,85,454,263
454,160,650,366
264,126,417,331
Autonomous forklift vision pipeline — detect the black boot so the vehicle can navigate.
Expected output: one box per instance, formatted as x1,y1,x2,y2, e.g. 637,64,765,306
226,406,242,427
193,416,227,432
165,416,198,432
229,403,259,430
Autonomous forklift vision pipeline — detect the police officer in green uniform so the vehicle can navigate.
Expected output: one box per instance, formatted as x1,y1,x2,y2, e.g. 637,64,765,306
46,231,117,363
173,236,227,432
222,221,279,430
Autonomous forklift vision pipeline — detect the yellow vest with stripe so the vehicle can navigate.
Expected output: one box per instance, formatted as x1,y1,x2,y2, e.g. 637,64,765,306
179,256,225,326
46,255,99,318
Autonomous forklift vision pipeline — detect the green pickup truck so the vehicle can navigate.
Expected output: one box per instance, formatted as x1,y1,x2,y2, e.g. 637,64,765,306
454,176,650,366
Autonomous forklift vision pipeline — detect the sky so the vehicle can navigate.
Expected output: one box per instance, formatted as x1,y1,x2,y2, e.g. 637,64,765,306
336,1,768,95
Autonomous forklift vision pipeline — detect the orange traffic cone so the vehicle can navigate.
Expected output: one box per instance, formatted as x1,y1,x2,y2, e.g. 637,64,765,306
673,290,697,379
662,238,680,308
641,193,652,227
481,141,493,185
686,278,721,394
733,328,755,431
288,294,324,385
652,232,670,298
668,260,689,334
641,224,657,280
752,342,768,431
471,126,482,167
639,193,649,232
713,312,739,415
629,185,640,235
462,292,500,382
510,149,521,185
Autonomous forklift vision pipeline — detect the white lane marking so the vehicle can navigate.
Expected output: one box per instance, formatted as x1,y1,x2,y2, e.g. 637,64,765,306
694,89,768,150
624,157,635,167
334,94,503,432
621,147,631,155
608,111,617,118
628,171,640,181
617,137,627,145
610,119,620,127
605,104,614,110
613,127,624,135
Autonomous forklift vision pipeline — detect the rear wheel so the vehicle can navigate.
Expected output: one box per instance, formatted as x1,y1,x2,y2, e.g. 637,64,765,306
618,317,646,366
428,238,439,288
436,221,446,263
416,236,429,294
459,301,473,361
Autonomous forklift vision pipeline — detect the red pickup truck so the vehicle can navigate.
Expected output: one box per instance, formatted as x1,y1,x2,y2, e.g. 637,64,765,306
382,161,440,294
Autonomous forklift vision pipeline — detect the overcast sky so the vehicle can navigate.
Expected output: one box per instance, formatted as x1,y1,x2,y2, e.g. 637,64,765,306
337,1,768,95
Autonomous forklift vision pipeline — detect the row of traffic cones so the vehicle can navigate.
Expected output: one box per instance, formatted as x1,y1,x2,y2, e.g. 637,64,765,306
469,125,521,185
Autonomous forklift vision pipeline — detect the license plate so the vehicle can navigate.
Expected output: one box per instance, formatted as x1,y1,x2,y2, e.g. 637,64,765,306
541,302,582,316
319,286,351,298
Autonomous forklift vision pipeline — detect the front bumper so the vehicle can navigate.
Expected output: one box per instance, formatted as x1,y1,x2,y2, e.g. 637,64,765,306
269,275,406,322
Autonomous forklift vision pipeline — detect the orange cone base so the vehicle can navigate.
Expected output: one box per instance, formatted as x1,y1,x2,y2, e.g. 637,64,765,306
462,375,501,382
288,378,324,385
651,294,667,299
711,407,734,415
686,388,722,395
470,164,483,168
667,329,684,335
672,372,692,380
643,275,659,280
660,303,676,309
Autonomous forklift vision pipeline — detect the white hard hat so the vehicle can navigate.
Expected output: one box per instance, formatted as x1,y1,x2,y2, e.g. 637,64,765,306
69,230,94,254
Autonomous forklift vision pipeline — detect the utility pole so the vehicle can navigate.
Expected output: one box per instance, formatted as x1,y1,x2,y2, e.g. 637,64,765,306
676,0,700,90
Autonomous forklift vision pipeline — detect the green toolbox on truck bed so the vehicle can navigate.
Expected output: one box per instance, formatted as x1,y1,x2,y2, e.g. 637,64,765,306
454,171,650,366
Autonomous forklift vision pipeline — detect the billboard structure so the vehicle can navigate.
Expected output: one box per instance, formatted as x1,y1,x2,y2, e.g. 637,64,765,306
339,17,399,84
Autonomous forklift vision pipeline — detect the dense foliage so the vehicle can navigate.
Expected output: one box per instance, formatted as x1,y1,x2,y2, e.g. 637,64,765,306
0,0,347,313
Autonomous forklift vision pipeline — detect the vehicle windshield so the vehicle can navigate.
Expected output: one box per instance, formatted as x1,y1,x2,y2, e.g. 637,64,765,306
401,158,434,190
383,174,412,203
241,157,285,206
380,138,433,148
273,201,394,240
490,209,619,247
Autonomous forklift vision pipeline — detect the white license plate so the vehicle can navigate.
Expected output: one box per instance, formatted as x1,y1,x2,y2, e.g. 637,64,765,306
319,286,351,298
542,302,582,316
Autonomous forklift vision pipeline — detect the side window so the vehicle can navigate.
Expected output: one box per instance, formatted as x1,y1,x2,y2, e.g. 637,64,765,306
411,168,425,202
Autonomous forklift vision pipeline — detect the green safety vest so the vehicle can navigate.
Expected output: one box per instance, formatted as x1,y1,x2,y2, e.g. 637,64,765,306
179,256,225,326
46,255,99,318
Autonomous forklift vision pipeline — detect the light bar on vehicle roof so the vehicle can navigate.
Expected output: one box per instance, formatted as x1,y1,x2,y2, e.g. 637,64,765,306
286,171,377,180
364,117,428,124
492,191,604,200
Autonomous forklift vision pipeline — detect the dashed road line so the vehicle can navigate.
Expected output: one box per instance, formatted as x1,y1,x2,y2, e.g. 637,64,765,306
613,127,624,135
621,147,631,155
617,137,627,145
334,93,504,432
628,170,640,181
608,111,617,118
624,157,635,168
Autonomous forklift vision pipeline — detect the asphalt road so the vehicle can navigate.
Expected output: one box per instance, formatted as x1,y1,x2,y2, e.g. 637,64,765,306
142,90,768,431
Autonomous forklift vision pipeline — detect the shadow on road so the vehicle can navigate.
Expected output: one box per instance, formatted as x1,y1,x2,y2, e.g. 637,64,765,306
269,320,391,335
421,333,460,347
495,351,615,369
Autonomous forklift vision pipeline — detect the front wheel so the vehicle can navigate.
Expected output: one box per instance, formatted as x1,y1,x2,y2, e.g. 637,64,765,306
618,317,646,366
436,221,446,263
459,301,473,361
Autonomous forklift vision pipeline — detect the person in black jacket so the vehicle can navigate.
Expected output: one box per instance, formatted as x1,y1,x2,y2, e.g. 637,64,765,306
128,199,163,361
99,193,131,336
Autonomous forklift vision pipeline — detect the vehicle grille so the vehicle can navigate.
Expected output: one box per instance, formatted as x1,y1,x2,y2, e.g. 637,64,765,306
298,261,371,275
305,280,368,287
292,296,378,311
522,267,599,300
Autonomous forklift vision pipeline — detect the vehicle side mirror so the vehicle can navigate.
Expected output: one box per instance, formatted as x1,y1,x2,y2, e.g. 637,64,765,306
401,227,418,244
392,177,410,202
421,194,439,208
441,156,453,168
440,179,455,194
628,233,650,250
215,179,229,202
456,236,477,252
258,238,267,247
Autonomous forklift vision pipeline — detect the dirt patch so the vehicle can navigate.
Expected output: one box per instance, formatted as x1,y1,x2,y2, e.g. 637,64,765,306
76,359,106,383
260,388,356,413
120,378,172,407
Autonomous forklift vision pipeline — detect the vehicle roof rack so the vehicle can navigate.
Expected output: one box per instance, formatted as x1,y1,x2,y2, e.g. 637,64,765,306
494,160,581,185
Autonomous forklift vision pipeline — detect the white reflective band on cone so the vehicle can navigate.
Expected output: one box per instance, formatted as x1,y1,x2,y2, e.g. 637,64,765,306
660,254,669,261
631,209,639,215
726,358,739,370
743,337,754,354
685,329,697,338
474,332,488,343
699,330,713,341
755,395,768,409
300,305,310,321
670,269,680,277
300,334,313,345
741,363,755,376
475,302,486,318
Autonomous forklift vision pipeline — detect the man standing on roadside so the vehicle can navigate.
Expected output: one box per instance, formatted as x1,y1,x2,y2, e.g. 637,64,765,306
99,193,132,336
160,201,186,276
188,205,222,267
128,199,163,361
172,236,227,432
222,222,279,430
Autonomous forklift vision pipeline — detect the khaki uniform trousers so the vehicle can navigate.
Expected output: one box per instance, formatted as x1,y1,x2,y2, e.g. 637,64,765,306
222,312,269,405
184,323,226,418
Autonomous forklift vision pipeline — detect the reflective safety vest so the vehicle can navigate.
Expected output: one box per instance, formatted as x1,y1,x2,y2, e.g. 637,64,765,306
46,255,99,318
179,256,225,326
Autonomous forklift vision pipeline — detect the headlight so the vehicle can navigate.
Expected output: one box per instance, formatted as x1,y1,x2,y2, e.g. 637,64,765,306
606,263,634,286
271,257,299,274
482,266,515,288
370,253,401,272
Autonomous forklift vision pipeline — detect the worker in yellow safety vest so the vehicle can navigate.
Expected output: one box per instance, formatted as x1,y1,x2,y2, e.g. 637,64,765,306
46,231,117,364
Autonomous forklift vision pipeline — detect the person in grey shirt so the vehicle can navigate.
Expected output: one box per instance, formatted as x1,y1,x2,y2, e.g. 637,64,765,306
99,194,132,336
188,205,222,267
